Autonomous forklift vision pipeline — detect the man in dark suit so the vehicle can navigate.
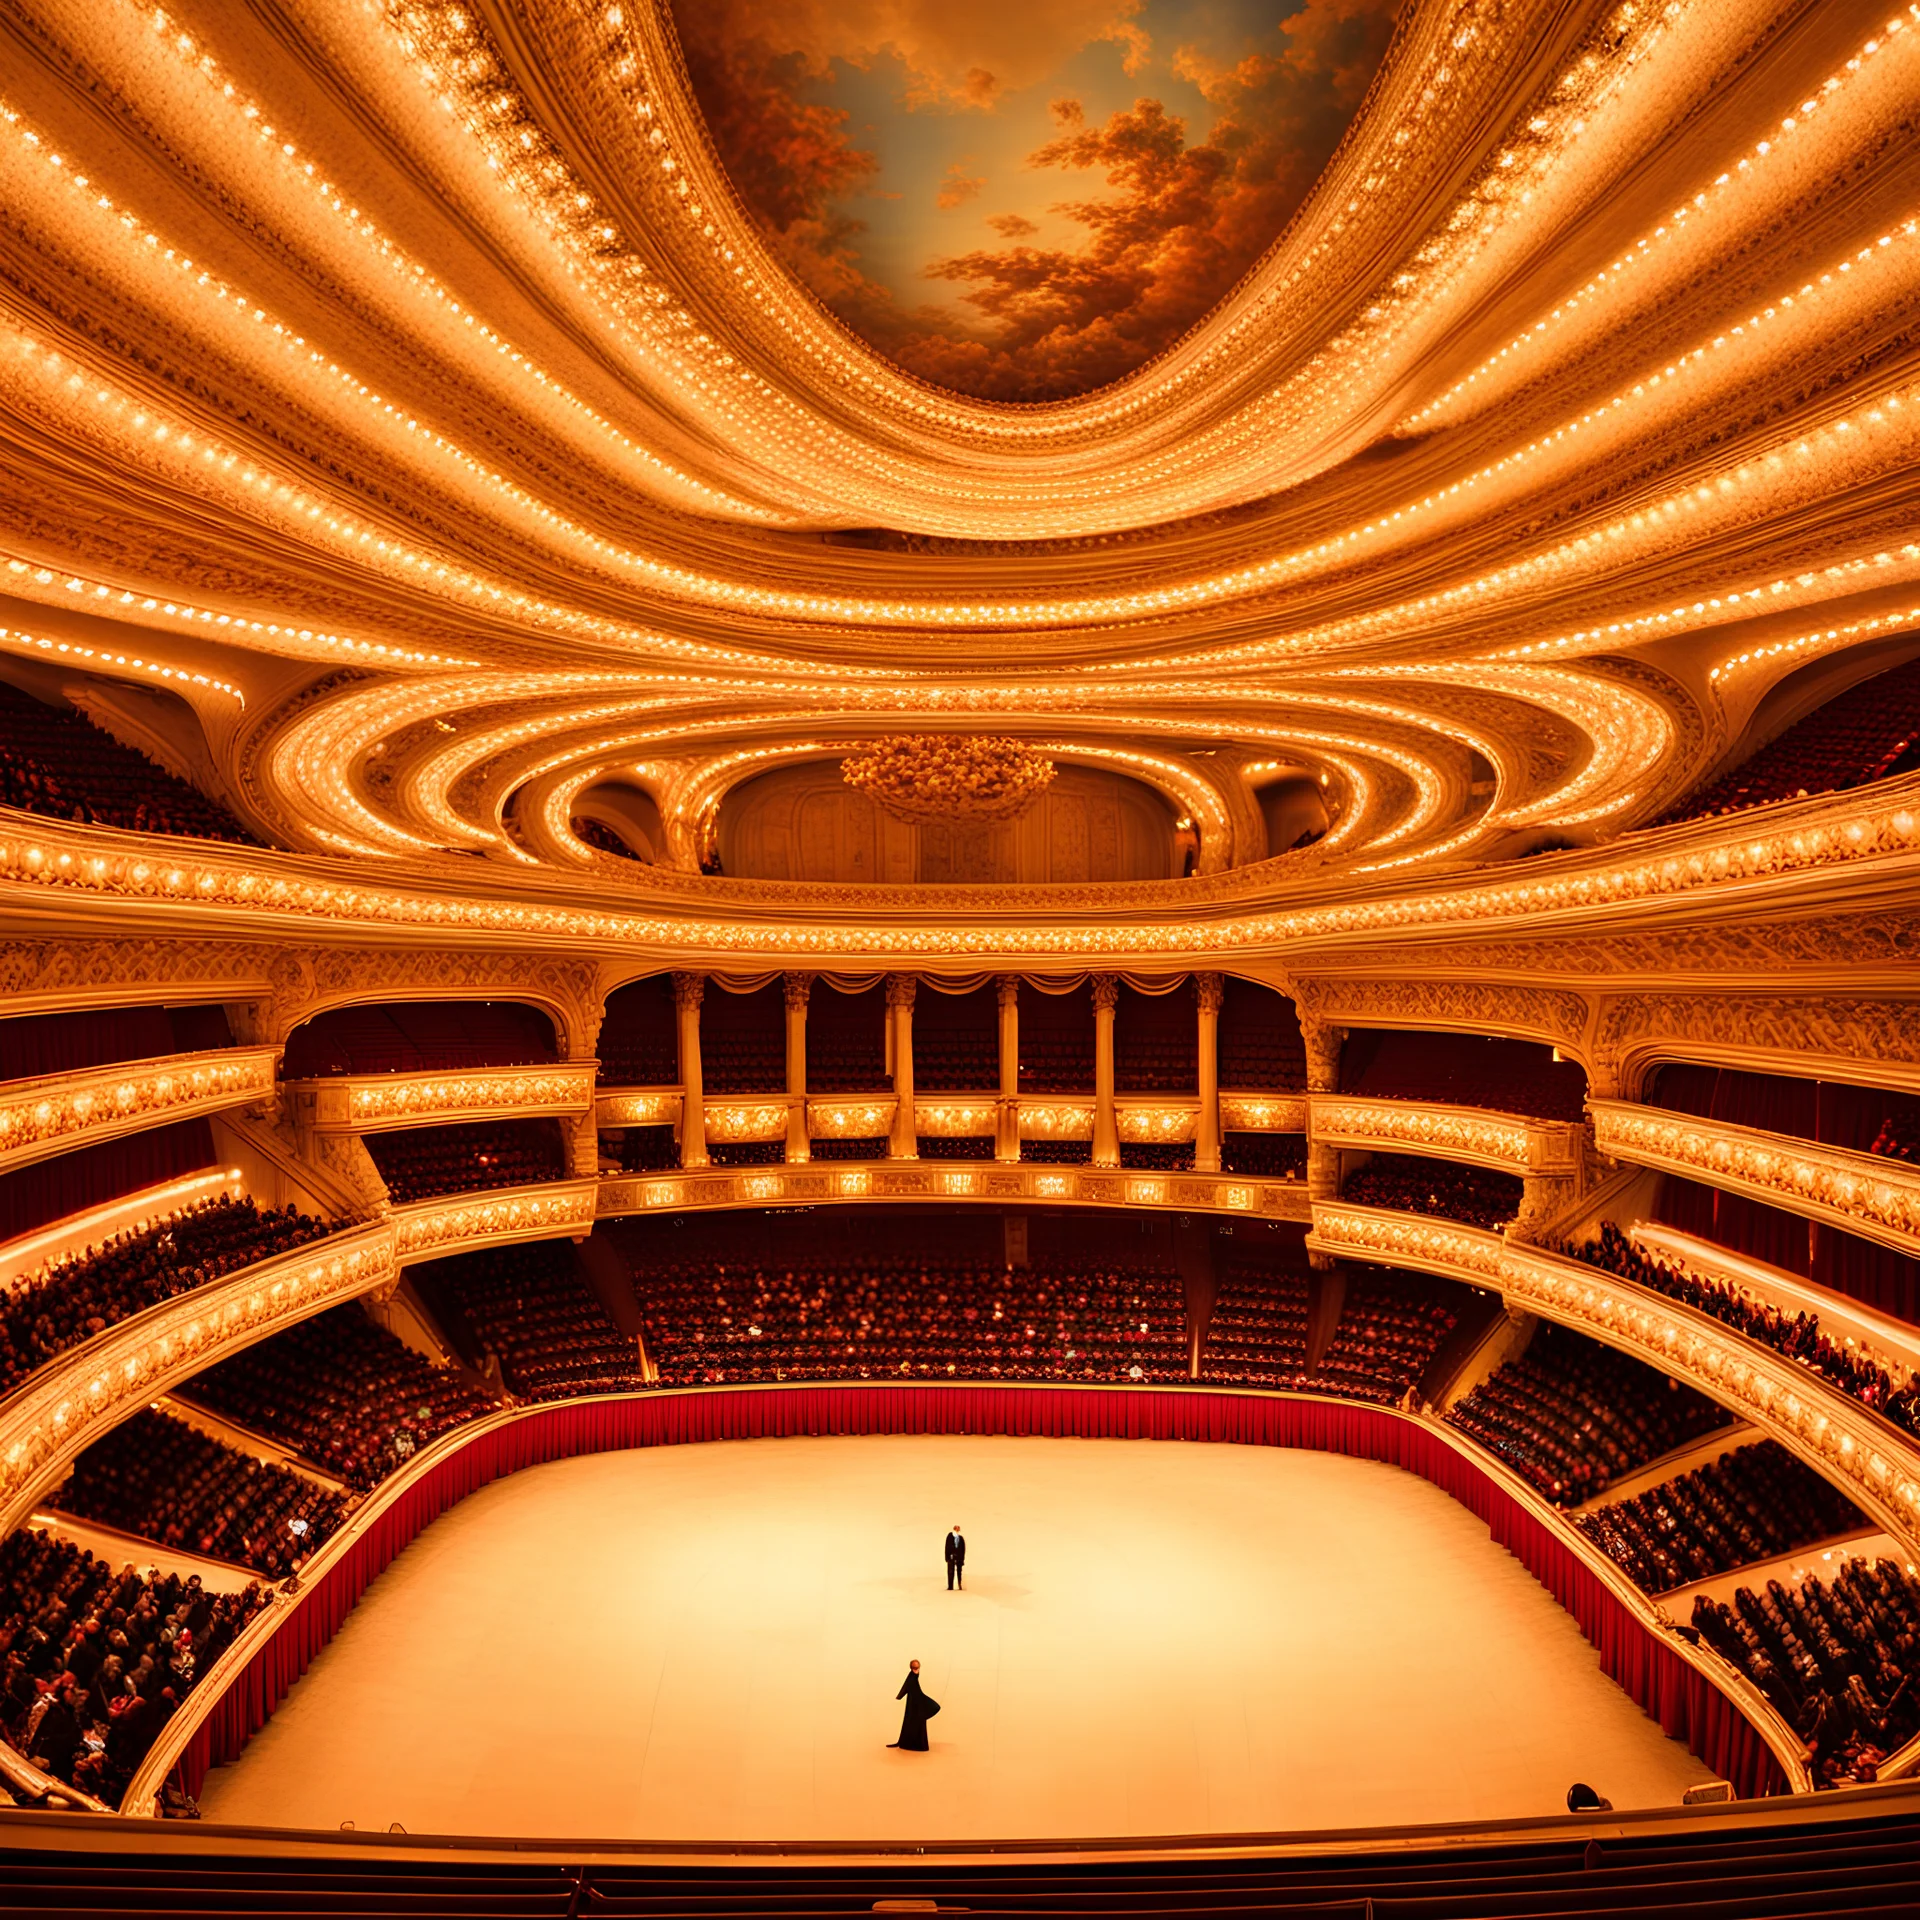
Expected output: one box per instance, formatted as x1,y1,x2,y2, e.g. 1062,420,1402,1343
944,1524,965,1591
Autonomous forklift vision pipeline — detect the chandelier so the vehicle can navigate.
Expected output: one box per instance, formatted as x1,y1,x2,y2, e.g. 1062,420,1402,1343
841,734,1056,827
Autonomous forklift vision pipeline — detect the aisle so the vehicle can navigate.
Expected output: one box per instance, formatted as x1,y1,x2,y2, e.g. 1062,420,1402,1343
200,1434,1713,1840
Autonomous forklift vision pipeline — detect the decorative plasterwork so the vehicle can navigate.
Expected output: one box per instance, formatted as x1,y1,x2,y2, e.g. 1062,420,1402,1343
1219,1095,1309,1133
1500,1244,1920,1558
286,1065,596,1134
0,939,273,1018
1294,978,1594,1065
1018,1100,1096,1142
1591,1101,1920,1259
1308,1202,1508,1284
0,1225,395,1536
0,1048,275,1173
1116,1101,1202,1146
701,1099,792,1145
594,1088,684,1128
912,1101,1001,1140
1309,1096,1583,1176
805,1096,897,1139
389,1181,601,1262
596,1164,1310,1224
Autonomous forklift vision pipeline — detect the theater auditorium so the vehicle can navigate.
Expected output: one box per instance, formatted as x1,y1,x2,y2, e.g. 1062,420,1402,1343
0,0,1916,1911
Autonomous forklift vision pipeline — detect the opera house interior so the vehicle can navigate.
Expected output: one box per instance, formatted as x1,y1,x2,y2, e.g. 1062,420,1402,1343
0,0,1918,1909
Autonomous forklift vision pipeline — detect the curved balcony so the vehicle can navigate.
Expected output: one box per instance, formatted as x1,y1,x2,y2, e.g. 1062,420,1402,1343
0,1049,275,1175
1310,1095,1583,1178
595,1162,1311,1222
1592,1100,1920,1261
1307,1200,1508,1286
286,1064,595,1134
0,1224,395,1536
390,1179,600,1263
592,1086,683,1130
1219,1093,1309,1133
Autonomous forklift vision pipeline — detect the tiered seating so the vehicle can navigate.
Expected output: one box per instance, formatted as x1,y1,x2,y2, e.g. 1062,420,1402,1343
638,1257,1186,1385
1218,979,1306,1090
912,1031,997,1090
434,1245,641,1400
1340,1153,1523,1231
1656,655,1920,824
0,1527,265,1803
917,1135,994,1160
177,1307,494,1490
1118,1141,1193,1170
614,1126,678,1172
0,681,259,845
708,1140,782,1167
1311,1271,1458,1404
1202,1263,1310,1387
1444,1325,1732,1505
0,1195,339,1399
280,1001,556,1077
1870,1113,1920,1163
1114,1038,1196,1093
596,980,678,1086
1577,1440,1864,1594
1017,1034,1093,1091
364,1120,565,1203
1020,1139,1092,1164
1563,1222,1920,1440
1693,1557,1920,1786
806,1038,889,1091
50,1410,351,1579
1339,1031,1587,1122
807,1135,887,1160
572,816,643,860
1221,1132,1307,1177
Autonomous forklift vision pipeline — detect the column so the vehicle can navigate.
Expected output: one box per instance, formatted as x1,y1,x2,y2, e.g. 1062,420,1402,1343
673,972,707,1170
996,974,1020,1163
783,971,810,1164
887,973,917,1158
1092,972,1120,1168
1195,972,1223,1174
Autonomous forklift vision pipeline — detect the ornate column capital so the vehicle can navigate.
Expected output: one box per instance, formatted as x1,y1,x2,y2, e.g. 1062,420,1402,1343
886,972,918,1010
671,971,705,1012
1195,972,1225,1015
783,970,812,1011
996,973,1021,1008
1091,972,1121,1013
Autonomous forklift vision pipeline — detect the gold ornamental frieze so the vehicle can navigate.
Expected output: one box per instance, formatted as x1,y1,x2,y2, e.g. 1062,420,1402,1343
288,1064,597,1133
1307,1201,1508,1283
389,1181,600,1262
1308,1095,1581,1175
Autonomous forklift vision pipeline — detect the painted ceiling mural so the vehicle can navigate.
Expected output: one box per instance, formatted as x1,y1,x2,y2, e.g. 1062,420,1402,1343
670,0,1404,402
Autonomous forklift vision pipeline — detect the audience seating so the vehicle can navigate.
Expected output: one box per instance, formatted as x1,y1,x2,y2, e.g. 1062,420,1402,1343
806,1135,887,1161
1020,1139,1092,1165
1114,1037,1196,1093
805,1038,891,1092
1221,1132,1307,1177
638,1257,1187,1385
1445,1325,1733,1505
1017,1035,1094,1092
51,1410,351,1580
1563,1224,1920,1441
435,1246,641,1401
0,682,259,846
1655,656,1920,825
1341,1153,1523,1232
571,816,643,861
280,1002,557,1078
917,1135,995,1160
707,1140,783,1168
1312,1271,1459,1405
1339,1031,1588,1123
1693,1557,1920,1786
912,1030,998,1090
363,1120,566,1203
0,1527,264,1804
1869,1113,1920,1164
1117,1141,1194,1171
0,1195,339,1400
1577,1439,1864,1595
614,1126,678,1173
177,1308,494,1491
1202,1263,1311,1388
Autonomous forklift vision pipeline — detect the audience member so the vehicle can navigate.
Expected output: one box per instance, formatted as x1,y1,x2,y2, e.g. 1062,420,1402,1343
1341,1154,1523,1232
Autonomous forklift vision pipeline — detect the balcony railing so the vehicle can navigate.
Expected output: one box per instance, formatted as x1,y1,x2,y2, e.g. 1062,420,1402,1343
1592,1099,1920,1259
1309,1095,1582,1176
1308,1200,1508,1285
285,1064,595,1133
0,1048,275,1174
390,1179,600,1263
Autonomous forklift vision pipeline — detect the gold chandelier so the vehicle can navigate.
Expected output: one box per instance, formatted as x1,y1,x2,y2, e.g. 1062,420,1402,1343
841,734,1057,827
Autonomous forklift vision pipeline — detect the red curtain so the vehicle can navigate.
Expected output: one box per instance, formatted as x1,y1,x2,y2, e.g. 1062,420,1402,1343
0,1118,218,1243
171,1389,1788,1807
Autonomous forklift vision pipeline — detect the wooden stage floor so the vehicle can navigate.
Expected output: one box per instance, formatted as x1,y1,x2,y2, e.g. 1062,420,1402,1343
199,1433,1714,1841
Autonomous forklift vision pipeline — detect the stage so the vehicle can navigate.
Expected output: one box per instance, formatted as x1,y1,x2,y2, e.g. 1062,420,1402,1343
198,1433,1714,1840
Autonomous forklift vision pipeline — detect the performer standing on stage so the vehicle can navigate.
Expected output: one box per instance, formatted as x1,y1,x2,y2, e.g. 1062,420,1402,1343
888,1660,940,1751
944,1522,966,1590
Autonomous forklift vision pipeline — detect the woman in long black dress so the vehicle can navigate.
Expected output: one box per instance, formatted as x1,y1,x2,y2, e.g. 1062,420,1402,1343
889,1659,940,1750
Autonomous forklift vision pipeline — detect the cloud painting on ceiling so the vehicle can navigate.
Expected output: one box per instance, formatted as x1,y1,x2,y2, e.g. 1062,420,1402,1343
671,0,1402,403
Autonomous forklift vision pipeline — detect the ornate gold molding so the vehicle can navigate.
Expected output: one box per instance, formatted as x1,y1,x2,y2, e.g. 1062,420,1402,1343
912,1100,1000,1139
389,1181,600,1262
1116,1099,1201,1145
1308,1202,1508,1283
1310,1095,1583,1176
1219,1094,1309,1133
805,1095,896,1139
701,1099,792,1145
286,1064,596,1133
594,1088,684,1128
1017,1098,1096,1141
0,1048,275,1173
1591,1100,1920,1259
0,1225,395,1535
1295,978,1593,1064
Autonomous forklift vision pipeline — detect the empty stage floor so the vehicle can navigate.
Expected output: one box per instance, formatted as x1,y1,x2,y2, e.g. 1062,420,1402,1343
199,1433,1715,1841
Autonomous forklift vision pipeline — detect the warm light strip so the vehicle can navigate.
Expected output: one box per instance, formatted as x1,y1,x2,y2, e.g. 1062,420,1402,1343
0,620,242,703
0,1049,275,1170
0,1168,241,1280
